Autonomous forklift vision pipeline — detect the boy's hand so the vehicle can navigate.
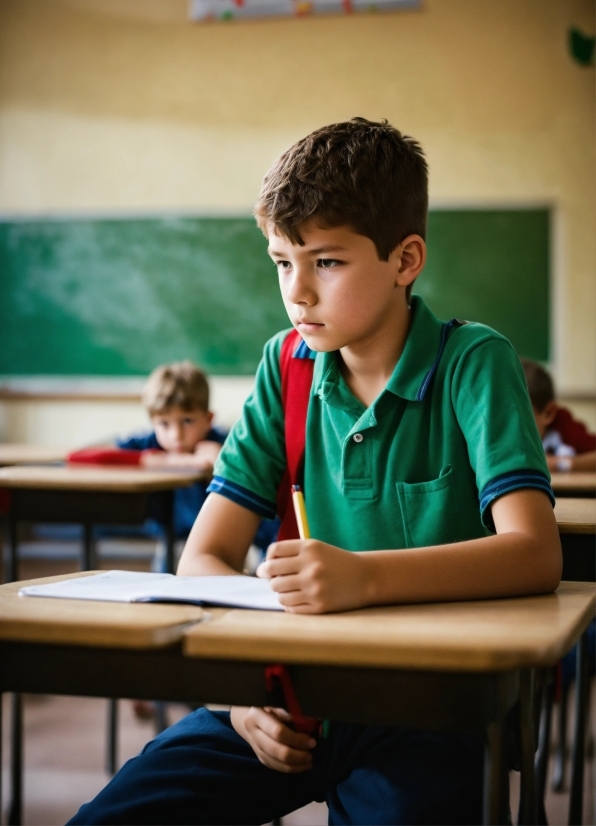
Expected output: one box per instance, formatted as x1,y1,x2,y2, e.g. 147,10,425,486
193,439,222,471
230,706,316,773
257,539,367,613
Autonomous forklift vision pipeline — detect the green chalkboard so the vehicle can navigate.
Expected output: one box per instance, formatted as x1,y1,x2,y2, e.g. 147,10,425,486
0,210,549,376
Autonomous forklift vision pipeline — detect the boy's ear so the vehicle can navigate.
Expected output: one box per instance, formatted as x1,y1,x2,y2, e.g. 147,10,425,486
392,234,426,288
542,400,558,427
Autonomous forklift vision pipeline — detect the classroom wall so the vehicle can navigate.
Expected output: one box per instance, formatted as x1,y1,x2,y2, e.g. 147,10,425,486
0,0,594,443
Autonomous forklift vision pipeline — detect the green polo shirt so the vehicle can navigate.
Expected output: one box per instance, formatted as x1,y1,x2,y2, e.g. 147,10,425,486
208,296,553,551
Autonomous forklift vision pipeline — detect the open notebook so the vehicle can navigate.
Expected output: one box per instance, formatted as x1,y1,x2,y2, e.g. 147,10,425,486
19,570,284,611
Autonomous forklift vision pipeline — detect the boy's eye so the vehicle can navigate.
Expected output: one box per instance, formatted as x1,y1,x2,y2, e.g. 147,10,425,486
318,258,341,269
274,260,292,271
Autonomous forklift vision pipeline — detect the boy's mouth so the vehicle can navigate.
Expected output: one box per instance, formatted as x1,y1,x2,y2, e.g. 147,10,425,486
296,321,325,333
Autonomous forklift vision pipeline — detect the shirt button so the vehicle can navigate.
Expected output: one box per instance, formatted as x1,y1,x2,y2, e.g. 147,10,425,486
353,433,364,443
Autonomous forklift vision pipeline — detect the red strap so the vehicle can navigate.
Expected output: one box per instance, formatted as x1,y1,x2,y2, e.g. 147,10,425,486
276,330,315,541
264,664,319,736
67,448,143,466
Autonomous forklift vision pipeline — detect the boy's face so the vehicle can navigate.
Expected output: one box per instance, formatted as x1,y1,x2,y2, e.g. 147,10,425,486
267,222,421,354
151,407,213,453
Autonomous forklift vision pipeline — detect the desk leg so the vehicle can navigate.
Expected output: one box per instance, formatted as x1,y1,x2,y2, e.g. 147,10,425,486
8,693,22,826
534,676,554,825
6,518,23,826
568,632,588,826
483,720,509,825
82,523,94,571
518,669,537,825
106,700,118,776
164,492,176,575
0,692,3,824
6,513,17,585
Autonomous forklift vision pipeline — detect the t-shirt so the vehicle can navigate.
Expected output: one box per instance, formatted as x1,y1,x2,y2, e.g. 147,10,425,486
208,296,553,551
118,427,227,538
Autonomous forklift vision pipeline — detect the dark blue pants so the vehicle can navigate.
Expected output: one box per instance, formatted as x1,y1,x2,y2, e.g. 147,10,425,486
68,709,483,825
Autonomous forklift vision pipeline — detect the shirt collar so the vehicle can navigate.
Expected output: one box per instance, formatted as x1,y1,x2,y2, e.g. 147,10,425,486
311,296,451,405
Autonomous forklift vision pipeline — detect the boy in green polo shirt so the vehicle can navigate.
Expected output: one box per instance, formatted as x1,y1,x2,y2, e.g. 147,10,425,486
70,118,561,826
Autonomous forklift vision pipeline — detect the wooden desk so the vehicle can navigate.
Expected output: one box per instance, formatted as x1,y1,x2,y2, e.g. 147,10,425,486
183,582,595,826
1,576,594,825
0,572,205,825
555,498,596,583
0,464,205,580
0,443,67,466
183,584,595,673
551,472,596,498
555,498,596,535
2,576,592,826
0,572,204,648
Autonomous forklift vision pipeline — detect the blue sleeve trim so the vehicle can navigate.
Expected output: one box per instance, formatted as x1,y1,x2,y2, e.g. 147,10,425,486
206,476,278,519
479,469,555,528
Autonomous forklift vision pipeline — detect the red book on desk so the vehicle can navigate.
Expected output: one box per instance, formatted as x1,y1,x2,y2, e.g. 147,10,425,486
67,448,143,466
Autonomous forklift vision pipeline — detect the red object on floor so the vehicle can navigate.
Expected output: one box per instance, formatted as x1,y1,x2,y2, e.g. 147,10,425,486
264,663,320,736
67,448,143,466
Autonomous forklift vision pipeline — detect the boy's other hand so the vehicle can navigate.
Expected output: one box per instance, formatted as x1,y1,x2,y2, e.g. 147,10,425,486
230,706,316,773
193,439,222,470
257,539,366,613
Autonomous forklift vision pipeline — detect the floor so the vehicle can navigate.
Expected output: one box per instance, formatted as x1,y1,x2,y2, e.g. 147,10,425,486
1,550,594,825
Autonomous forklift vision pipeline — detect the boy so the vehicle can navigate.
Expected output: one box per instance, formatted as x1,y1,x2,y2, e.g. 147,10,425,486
522,358,596,473
70,118,561,825
120,360,278,558
117,361,227,540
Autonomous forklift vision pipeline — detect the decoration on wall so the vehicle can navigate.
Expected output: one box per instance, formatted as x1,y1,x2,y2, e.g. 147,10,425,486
189,0,420,23
568,27,595,67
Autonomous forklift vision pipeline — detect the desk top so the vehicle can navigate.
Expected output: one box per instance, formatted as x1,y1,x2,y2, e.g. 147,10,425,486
551,472,596,496
0,464,206,492
0,443,67,466
554,498,596,534
0,572,205,648
183,582,596,673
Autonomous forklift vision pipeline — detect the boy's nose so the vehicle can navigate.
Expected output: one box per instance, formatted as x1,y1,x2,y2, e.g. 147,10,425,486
286,269,315,305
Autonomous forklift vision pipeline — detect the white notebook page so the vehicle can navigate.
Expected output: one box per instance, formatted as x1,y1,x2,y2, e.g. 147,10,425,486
19,570,284,611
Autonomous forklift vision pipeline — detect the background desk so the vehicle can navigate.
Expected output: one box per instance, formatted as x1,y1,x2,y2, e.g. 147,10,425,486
0,444,67,466
551,473,596,499
0,464,207,580
1,575,594,826
555,498,596,583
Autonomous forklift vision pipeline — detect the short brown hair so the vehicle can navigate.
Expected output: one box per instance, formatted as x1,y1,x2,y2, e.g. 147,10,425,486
521,359,554,412
142,361,209,415
254,117,428,288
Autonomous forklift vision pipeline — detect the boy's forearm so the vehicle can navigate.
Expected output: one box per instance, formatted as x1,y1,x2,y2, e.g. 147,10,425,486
177,550,241,577
359,531,561,607
176,492,263,577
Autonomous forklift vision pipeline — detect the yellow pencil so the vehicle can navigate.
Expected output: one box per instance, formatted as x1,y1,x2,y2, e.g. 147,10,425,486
291,485,311,540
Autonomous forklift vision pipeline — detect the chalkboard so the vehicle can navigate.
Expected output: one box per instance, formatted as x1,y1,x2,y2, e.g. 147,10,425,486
0,210,549,376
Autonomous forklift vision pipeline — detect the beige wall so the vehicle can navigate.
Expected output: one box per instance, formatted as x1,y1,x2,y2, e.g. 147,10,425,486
0,0,594,442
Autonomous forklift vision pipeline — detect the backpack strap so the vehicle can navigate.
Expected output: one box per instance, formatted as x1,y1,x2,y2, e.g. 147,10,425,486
276,329,315,541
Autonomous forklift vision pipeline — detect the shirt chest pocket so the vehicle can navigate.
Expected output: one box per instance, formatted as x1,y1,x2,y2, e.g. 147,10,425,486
396,466,463,548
